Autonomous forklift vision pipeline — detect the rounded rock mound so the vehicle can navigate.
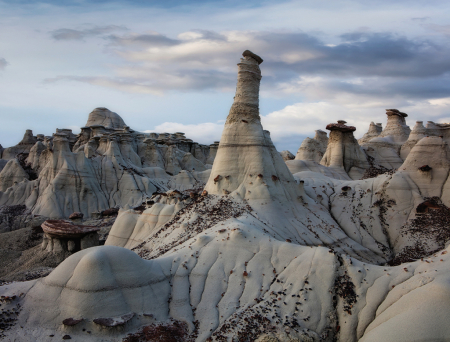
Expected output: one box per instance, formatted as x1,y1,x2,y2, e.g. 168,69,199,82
85,107,127,129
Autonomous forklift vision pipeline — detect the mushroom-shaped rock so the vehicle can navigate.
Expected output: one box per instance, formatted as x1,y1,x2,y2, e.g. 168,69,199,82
41,220,100,254
320,121,369,179
378,109,411,143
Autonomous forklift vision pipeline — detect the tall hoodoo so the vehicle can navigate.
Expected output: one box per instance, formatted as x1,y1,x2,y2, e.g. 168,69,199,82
378,108,411,143
227,49,263,124
320,120,370,179
205,50,296,200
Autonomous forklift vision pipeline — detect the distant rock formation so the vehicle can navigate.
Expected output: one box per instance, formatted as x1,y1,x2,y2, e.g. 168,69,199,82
358,122,380,145
320,120,370,179
279,150,295,161
2,129,38,160
295,129,328,163
0,109,215,219
85,107,127,129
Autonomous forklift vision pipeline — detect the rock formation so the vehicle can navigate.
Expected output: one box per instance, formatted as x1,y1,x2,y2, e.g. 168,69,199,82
358,121,380,145
295,129,328,163
0,109,216,219
279,150,295,161
378,109,411,143
320,120,370,179
2,129,38,160
41,219,100,254
85,107,126,129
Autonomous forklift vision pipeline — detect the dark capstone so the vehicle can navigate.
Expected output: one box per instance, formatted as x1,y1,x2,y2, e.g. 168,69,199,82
242,50,263,64
101,207,119,217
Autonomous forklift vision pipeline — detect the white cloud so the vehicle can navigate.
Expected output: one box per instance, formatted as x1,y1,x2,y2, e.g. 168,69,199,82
144,121,225,145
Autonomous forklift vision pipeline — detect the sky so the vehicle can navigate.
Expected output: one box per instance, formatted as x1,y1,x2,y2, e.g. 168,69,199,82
1,0,450,153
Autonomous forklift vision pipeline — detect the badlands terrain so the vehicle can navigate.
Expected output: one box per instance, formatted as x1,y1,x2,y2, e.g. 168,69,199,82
0,50,450,341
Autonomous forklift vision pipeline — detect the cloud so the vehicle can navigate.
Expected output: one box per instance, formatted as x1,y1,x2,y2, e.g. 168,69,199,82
144,121,225,144
424,24,450,37
0,58,7,70
47,29,450,99
411,17,430,22
142,95,450,153
51,25,127,40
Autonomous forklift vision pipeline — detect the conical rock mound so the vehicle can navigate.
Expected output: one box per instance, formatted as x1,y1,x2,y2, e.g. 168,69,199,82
358,122,380,145
295,130,328,162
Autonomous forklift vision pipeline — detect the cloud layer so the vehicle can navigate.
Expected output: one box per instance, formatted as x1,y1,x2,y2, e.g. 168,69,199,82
0,58,8,70
48,29,450,102
51,25,127,40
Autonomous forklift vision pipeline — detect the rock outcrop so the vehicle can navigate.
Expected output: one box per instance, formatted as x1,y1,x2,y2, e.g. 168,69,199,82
2,130,38,160
279,150,294,161
295,130,328,163
0,109,216,219
85,107,127,129
41,219,100,254
378,109,410,143
358,122,380,145
320,120,370,179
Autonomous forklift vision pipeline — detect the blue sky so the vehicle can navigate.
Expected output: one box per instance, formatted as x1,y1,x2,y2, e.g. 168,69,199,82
1,0,450,152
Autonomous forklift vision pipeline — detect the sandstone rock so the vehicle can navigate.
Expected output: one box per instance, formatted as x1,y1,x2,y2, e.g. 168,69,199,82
279,150,295,161
2,129,38,160
85,107,127,129
320,121,370,179
69,212,84,220
0,159,29,192
358,122,381,145
41,219,99,254
378,109,411,143
295,130,328,163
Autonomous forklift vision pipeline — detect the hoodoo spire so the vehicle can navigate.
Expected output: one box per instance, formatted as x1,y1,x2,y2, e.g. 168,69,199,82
227,50,263,124
204,51,296,200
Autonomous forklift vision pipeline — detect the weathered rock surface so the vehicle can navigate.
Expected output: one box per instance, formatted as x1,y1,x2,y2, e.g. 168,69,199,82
0,109,215,220
320,120,370,180
295,130,328,163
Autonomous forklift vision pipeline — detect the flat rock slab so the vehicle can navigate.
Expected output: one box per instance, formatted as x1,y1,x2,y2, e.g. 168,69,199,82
42,220,100,238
